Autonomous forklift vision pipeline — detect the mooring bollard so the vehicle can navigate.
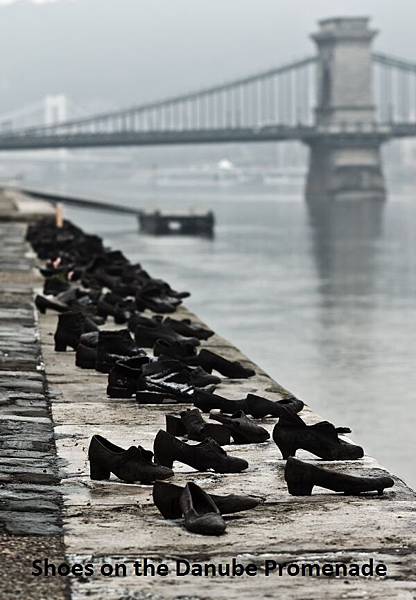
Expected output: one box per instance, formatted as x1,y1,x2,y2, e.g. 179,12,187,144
55,202,64,228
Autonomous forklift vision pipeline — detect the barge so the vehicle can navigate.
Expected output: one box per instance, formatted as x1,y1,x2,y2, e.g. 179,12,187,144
138,209,214,237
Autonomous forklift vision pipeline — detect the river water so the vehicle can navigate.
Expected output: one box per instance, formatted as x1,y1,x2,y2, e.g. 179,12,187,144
35,169,415,488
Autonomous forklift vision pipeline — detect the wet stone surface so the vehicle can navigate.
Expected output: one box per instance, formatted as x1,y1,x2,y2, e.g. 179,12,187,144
0,215,67,599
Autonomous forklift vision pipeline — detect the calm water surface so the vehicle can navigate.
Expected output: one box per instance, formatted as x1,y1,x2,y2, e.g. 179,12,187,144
53,176,415,488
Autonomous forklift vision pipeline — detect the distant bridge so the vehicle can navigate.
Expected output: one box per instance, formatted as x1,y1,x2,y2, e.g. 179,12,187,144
1,17,416,200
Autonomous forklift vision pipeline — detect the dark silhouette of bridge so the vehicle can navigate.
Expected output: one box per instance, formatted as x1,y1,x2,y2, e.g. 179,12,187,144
1,17,416,200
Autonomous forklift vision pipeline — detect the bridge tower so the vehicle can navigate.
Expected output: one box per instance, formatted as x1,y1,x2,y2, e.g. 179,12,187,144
306,17,386,201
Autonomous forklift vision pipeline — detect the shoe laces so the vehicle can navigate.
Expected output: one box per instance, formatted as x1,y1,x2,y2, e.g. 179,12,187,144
124,446,154,463
201,438,227,456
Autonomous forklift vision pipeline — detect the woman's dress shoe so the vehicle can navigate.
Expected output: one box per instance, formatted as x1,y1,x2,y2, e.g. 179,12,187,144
179,482,226,536
88,434,173,484
166,409,231,445
210,411,270,444
245,394,304,418
284,457,394,496
273,414,364,460
197,349,255,379
153,430,248,473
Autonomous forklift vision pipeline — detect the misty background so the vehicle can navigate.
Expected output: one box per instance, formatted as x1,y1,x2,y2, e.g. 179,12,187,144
0,0,415,115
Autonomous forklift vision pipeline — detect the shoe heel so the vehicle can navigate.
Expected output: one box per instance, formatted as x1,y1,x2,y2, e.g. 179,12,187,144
278,441,297,459
154,450,174,469
154,435,174,468
287,482,314,496
89,461,110,480
38,304,46,314
165,414,186,436
107,386,133,399
54,340,67,352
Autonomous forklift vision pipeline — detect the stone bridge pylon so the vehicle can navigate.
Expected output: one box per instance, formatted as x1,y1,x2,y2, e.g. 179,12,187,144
305,17,386,201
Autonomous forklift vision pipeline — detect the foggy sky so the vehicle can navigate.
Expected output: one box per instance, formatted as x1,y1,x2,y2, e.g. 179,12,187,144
0,0,414,116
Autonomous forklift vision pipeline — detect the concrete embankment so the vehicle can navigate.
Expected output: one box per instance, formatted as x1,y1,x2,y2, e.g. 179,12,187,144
1,189,415,600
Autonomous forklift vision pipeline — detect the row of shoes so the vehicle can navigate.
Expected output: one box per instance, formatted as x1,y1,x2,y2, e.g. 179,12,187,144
27,218,395,537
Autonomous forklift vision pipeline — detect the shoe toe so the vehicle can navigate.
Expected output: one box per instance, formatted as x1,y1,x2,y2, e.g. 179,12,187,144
187,514,226,536
228,457,249,472
155,466,175,480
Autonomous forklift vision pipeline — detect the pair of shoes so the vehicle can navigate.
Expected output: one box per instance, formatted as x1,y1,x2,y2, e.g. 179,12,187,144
167,409,269,445
88,435,173,483
273,413,364,460
153,481,261,536
284,457,395,496
166,409,231,445
196,349,255,379
153,430,248,473
153,480,262,519
193,389,304,418
156,481,225,535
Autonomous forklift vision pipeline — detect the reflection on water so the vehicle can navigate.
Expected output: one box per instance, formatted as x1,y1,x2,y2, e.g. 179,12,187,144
61,180,415,488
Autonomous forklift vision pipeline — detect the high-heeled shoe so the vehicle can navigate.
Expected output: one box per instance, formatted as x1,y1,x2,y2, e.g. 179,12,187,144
284,457,394,496
209,411,270,444
245,394,304,418
153,430,248,473
153,481,262,519
88,434,173,484
180,482,226,536
273,413,364,460
165,409,231,445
